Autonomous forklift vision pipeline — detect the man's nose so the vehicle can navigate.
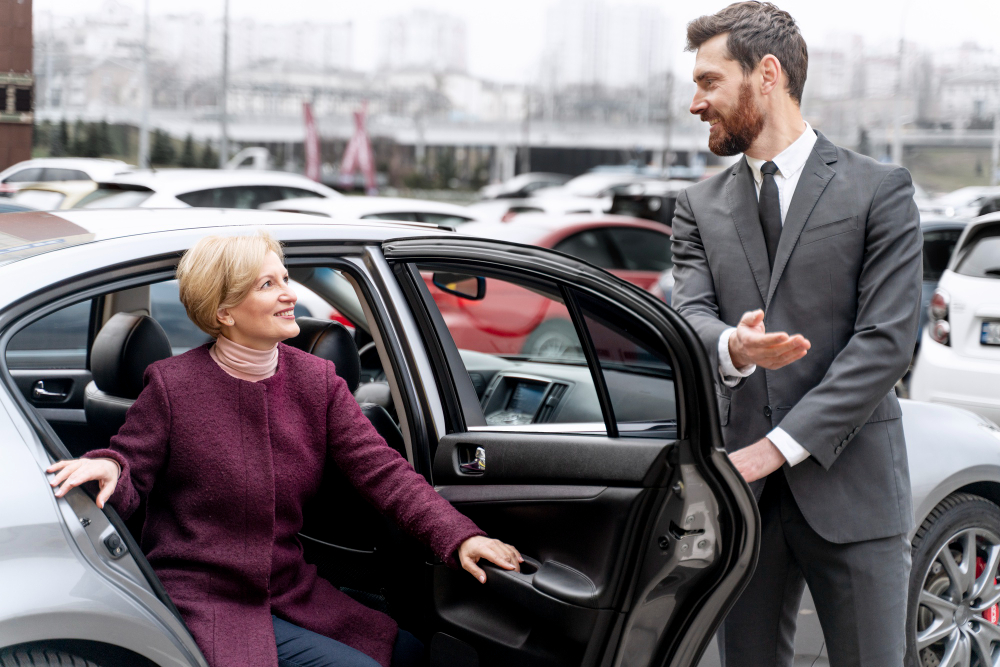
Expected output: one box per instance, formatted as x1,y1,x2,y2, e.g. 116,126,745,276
690,94,707,116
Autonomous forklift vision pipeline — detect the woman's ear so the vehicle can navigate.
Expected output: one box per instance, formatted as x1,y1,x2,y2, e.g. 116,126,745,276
217,307,234,327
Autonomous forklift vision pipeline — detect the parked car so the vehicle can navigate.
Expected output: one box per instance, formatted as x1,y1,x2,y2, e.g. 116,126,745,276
0,158,130,197
920,186,1000,219
980,194,1000,217
915,215,970,350
608,180,692,227
911,212,1000,425
0,207,755,667
72,169,341,210
465,194,607,222
0,202,37,213
434,215,672,357
260,195,479,228
2,211,1000,667
477,172,570,200
8,181,98,211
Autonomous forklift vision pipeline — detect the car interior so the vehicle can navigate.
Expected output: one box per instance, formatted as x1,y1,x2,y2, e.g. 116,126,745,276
2,245,741,667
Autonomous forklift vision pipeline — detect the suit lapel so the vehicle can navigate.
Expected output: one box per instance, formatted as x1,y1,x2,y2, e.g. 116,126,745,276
726,157,771,303
765,133,839,306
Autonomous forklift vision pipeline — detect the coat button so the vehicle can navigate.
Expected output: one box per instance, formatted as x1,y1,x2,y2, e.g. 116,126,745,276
763,406,772,418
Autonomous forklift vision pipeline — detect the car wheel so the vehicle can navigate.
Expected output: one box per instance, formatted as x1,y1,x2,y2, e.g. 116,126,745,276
0,644,101,666
521,320,580,359
906,492,1000,667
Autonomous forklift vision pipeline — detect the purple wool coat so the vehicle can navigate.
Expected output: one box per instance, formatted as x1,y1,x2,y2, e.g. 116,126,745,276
83,343,485,667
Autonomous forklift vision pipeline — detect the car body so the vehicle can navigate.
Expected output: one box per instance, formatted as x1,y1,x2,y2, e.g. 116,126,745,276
911,212,1000,425
8,181,98,211
0,208,756,667
920,186,1000,219
260,195,479,228
465,194,608,222
72,169,341,210
478,172,571,200
0,158,131,197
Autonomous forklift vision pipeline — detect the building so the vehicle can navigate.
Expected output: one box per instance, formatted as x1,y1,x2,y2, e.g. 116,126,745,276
0,0,33,168
378,10,467,73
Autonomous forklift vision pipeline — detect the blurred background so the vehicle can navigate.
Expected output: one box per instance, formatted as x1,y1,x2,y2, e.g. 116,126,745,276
3,0,997,198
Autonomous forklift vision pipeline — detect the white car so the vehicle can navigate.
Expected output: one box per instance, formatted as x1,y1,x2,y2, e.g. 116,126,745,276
910,211,1000,423
73,169,341,210
920,186,1000,219
260,195,478,228
0,158,131,196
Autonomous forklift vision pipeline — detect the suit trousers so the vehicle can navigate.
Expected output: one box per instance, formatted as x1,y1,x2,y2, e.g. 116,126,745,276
718,471,911,667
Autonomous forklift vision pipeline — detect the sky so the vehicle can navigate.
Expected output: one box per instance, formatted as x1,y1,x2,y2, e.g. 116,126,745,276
31,0,1000,84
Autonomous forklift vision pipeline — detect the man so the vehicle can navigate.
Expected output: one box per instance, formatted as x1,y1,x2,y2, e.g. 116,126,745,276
671,3,921,666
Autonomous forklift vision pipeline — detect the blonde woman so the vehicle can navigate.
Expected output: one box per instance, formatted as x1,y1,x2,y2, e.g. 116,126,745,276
47,232,521,667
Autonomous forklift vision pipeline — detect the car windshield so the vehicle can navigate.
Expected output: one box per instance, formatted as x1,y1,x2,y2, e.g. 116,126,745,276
922,229,963,282
955,227,1000,280
10,189,66,211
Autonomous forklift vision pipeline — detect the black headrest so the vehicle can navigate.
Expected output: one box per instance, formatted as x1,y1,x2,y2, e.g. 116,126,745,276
285,317,360,392
91,313,173,399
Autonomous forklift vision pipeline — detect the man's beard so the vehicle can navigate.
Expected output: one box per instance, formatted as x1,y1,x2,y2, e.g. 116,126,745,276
704,81,766,156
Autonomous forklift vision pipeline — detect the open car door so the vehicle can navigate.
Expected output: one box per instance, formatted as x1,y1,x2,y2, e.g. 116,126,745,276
382,238,759,667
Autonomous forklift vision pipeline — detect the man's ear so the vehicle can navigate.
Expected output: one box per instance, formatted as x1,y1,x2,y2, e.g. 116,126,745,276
759,54,782,97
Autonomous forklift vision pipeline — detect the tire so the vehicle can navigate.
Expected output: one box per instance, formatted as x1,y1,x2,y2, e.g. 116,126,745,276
906,492,1000,667
521,319,581,359
0,644,101,667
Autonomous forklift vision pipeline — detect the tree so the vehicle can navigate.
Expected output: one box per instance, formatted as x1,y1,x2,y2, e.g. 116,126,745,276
179,134,197,168
95,120,114,155
150,129,176,166
82,122,103,158
50,119,68,157
200,141,217,169
71,119,87,156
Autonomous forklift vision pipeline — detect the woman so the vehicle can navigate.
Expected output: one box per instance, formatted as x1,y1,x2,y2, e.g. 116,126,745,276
47,232,521,667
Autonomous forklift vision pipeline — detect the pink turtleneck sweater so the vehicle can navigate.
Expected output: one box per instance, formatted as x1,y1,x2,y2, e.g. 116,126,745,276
209,334,279,382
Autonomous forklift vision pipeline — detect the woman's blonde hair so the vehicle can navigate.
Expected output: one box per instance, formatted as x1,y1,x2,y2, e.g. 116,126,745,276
176,231,284,338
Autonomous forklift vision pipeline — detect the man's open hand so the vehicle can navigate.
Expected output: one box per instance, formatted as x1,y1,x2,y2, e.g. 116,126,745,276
729,438,786,483
729,309,810,370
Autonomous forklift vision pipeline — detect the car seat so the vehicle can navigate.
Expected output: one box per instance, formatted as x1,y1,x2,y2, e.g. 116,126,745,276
83,313,173,437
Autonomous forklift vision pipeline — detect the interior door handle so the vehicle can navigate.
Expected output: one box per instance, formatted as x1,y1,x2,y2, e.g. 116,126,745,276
482,555,600,609
33,380,68,401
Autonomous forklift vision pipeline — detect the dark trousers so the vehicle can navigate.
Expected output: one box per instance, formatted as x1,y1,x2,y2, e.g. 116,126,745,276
718,471,911,667
273,615,425,667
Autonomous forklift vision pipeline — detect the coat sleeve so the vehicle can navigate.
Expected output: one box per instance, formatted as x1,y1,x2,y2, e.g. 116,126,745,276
670,188,743,389
82,365,171,519
777,167,922,469
324,361,485,567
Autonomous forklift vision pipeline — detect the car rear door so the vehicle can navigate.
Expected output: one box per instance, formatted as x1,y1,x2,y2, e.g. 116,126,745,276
382,237,757,667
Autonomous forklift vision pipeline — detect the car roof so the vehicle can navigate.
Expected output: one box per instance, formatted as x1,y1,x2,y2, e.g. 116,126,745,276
98,169,342,197
458,214,668,245
0,208,448,268
0,157,132,179
259,196,474,217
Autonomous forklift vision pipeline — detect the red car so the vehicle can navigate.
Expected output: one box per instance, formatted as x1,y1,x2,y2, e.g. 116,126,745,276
425,214,672,357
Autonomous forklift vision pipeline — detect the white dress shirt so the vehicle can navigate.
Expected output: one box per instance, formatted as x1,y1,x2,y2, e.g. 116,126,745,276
718,122,817,467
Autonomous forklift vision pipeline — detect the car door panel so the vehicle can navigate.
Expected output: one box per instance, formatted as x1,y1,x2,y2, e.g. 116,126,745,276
383,238,758,667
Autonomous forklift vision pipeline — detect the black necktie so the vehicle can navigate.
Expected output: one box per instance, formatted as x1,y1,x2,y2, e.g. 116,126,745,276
759,161,782,269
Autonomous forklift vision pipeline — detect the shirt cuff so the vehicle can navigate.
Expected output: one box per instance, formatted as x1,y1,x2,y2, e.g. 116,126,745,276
768,427,810,466
718,327,756,387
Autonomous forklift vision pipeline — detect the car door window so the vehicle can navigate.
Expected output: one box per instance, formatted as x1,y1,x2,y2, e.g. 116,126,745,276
362,212,420,222
413,264,604,431
923,229,963,282
42,168,89,182
6,300,91,369
278,186,323,200
605,227,673,272
149,281,214,354
553,230,620,269
3,167,44,183
955,228,1000,280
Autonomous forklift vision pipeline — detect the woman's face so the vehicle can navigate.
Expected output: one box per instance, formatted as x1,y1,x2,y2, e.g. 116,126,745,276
217,251,299,349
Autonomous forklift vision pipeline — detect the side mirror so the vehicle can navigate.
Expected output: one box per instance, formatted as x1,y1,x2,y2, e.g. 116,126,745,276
432,273,486,300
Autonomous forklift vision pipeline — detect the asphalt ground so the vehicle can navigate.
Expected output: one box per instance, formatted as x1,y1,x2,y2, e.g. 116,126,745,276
697,587,829,667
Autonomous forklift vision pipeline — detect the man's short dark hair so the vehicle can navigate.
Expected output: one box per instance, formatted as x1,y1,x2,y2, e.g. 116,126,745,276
686,2,808,105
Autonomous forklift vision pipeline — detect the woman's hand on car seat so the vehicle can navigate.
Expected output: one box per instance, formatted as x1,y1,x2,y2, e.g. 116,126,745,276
46,458,120,509
458,536,523,583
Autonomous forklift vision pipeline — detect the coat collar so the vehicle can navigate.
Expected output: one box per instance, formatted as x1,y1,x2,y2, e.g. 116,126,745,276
725,130,838,306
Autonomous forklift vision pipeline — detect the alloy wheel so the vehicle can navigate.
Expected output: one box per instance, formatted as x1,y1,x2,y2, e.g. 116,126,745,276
917,528,1000,666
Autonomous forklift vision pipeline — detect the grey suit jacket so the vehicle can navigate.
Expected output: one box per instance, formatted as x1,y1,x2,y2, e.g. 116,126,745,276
671,132,922,544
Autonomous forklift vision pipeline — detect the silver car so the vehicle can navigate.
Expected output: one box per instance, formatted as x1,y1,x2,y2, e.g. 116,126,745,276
0,209,998,667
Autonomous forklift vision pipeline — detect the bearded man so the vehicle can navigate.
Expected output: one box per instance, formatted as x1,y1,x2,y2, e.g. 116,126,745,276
670,3,922,665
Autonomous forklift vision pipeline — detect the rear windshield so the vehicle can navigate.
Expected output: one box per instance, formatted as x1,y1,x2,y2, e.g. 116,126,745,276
923,229,963,282
77,188,153,209
955,227,1000,280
